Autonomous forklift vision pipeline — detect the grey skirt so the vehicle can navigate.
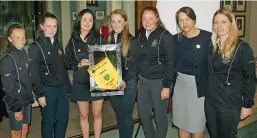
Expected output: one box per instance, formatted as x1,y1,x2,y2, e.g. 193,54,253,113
172,72,206,133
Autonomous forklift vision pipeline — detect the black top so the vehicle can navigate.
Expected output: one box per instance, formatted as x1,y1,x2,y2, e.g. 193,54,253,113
173,30,212,97
0,45,33,112
64,32,106,85
133,25,174,88
206,41,256,108
28,35,67,98
108,31,137,82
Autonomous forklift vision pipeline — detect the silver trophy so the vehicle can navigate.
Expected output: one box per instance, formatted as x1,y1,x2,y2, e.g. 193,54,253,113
88,43,124,97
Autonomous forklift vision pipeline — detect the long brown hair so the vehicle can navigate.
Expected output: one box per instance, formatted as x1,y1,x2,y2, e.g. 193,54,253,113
212,9,238,61
108,9,130,57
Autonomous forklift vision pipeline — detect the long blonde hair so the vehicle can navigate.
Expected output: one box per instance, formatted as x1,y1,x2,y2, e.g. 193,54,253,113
211,9,238,61
108,9,130,57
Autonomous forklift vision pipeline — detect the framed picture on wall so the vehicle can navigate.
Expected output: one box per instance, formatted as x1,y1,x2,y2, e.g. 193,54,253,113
235,15,245,37
235,1,246,12
220,0,234,11
95,11,105,20
86,1,98,7
72,12,76,21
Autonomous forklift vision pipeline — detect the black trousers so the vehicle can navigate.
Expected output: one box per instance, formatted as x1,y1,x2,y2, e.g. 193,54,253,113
41,85,69,138
205,101,240,138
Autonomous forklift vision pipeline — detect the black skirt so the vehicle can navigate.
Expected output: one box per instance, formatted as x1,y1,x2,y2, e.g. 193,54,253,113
71,83,105,102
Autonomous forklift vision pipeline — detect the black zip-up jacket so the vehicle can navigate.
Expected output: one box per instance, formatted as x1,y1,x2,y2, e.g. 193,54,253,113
206,41,256,109
133,26,174,88
108,31,137,82
64,32,106,85
28,35,66,98
0,45,34,112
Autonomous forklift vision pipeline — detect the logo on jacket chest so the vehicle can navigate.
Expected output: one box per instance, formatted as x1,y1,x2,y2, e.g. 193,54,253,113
58,48,63,56
151,39,158,47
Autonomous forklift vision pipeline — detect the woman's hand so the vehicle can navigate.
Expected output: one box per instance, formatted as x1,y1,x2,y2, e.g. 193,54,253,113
15,112,23,121
240,107,252,120
161,88,170,100
118,80,126,90
78,59,90,68
38,97,47,107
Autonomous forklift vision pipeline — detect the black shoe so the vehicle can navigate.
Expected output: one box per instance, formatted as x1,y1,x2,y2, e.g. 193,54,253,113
4,113,9,118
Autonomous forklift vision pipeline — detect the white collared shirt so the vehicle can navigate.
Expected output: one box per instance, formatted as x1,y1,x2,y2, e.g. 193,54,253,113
50,37,54,45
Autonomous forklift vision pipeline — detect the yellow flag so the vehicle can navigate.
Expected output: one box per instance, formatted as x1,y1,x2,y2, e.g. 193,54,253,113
88,57,119,90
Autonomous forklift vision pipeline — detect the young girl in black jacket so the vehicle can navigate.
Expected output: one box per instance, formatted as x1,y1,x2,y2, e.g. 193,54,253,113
0,23,34,138
28,12,69,138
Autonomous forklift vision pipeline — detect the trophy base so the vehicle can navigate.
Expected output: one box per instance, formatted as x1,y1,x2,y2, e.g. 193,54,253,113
91,90,124,97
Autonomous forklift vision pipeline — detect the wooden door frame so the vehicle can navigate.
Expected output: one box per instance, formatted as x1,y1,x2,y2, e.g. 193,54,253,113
135,1,156,36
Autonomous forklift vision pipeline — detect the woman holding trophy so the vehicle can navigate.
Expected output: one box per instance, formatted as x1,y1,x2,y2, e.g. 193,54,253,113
64,9,106,138
107,9,138,138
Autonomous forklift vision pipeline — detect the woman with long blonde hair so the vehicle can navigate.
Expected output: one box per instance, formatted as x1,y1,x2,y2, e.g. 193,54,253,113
205,9,256,138
108,9,138,138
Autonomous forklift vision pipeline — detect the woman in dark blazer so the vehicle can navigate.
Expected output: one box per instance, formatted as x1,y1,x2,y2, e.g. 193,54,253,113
172,7,211,138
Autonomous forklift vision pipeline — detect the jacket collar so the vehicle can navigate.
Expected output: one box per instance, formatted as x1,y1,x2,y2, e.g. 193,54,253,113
110,31,133,44
138,25,164,42
72,31,98,45
6,44,24,53
110,31,122,44
37,35,58,46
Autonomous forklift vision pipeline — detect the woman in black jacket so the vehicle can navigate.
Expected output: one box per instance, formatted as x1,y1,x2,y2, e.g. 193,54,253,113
133,6,174,138
64,9,105,138
0,23,34,138
107,9,137,138
205,9,256,138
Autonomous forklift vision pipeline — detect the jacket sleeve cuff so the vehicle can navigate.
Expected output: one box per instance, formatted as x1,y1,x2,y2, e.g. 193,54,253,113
35,91,45,99
243,100,254,108
10,106,22,112
162,81,172,88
